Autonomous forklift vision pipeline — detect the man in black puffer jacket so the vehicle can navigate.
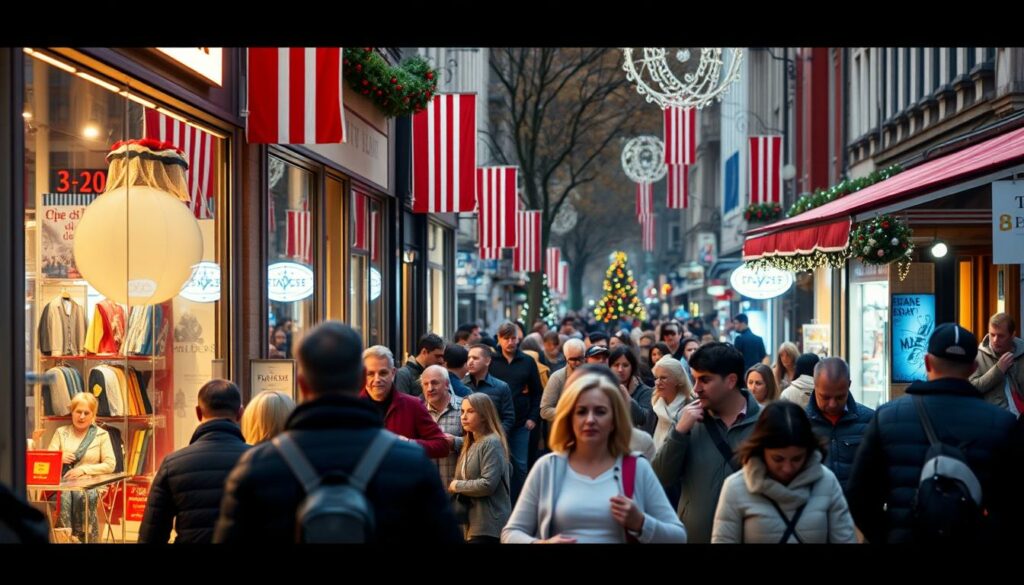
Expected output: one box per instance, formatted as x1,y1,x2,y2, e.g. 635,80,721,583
139,379,248,543
847,323,1024,543
213,321,461,544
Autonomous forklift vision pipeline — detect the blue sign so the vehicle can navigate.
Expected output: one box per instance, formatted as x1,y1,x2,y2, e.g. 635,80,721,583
724,151,739,214
891,293,935,383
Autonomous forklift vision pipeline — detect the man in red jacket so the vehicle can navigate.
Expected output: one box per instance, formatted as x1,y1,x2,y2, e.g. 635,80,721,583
361,345,449,459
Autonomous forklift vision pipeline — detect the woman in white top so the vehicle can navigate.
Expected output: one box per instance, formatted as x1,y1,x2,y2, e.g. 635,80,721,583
650,356,693,452
711,401,857,544
47,392,116,542
501,373,686,544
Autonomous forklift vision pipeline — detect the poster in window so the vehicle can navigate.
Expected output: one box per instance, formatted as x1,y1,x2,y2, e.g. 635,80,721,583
803,324,831,358
39,193,99,279
891,293,935,383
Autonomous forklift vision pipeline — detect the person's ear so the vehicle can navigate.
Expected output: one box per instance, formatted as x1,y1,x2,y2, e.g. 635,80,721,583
195,405,203,423
235,405,244,422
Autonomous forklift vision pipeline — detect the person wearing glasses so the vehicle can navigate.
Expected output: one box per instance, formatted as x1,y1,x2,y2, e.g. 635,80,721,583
540,339,586,422
501,373,686,543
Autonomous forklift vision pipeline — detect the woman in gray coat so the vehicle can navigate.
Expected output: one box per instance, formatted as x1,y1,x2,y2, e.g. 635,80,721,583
449,392,511,543
711,401,857,544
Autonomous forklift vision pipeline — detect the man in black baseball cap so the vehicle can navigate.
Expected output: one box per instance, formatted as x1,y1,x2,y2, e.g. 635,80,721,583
585,344,609,365
847,322,1022,543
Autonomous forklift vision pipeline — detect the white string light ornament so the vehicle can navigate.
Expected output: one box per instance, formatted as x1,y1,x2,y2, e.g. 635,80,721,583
621,48,743,110
621,135,667,184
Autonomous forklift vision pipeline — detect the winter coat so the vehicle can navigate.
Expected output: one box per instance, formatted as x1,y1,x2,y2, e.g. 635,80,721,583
970,334,1024,413
779,375,815,408
806,392,874,491
712,451,857,543
138,419,249,543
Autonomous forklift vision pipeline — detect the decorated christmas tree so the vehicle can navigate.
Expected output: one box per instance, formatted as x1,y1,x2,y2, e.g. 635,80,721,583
521,274,558,327
594,251,647,323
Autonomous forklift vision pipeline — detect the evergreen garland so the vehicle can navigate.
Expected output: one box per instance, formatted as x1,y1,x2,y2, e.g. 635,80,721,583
787,164,903,218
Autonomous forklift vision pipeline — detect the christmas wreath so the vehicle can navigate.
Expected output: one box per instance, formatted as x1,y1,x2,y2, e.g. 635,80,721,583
343,48,438,118
744,201,782,223
850,214,914,280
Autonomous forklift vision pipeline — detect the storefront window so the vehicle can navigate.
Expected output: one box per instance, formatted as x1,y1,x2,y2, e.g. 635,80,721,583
427,222,449,337
368,199,385,346
267,155,315,359
850,261,890,408
23,49,227,542
350,190,369,343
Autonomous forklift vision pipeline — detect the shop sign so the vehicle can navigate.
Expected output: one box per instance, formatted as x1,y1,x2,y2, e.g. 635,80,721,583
251,359,297,400
268,262,315,302
730,263,794,299
891,293,935,383
156,48,223,85
679,263,705,293
992,180,1024,264
179,261,221,303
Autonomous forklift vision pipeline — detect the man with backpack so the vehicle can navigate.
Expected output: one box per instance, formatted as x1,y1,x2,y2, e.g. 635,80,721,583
213,321,461,543
847,323,1023,543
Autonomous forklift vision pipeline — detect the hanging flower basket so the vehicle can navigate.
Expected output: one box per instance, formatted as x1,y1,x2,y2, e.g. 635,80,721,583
343,48,438,118
744,202,783,224
850,214,914,280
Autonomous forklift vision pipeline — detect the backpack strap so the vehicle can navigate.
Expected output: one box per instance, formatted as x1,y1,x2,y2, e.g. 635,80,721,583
273,430,399,494
348,430,398,492
702,416,740,472
764,495,806,544
912,395,942,448
621,455,639,543
272,433,321,494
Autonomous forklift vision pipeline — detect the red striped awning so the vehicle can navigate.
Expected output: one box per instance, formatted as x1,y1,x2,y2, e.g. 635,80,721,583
743,218,851,260
743,124,1024,261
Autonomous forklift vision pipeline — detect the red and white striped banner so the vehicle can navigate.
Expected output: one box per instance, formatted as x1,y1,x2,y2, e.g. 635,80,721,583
479,246,502,260
514,211,541,273
352,190,368,251
412,94,477,214
664,106,696,165
286,205,312,265
476,166,518,249
143,109,217,219
370,210,380,263
559,261,569,296
246,47,345,144
749,135,783,204
635,182,654,218
667,164,688,209
639,213,655,252
545,247,561,289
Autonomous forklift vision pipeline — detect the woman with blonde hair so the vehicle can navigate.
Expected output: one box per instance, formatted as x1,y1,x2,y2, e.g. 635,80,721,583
448,392,512,543
773,342,800,390
747,364,781,405
502,373,686,543
241,391,296,445
650,356,693,451
47,391,116,542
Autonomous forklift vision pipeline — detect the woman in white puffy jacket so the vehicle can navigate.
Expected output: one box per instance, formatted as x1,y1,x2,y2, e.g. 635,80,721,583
501,373,686,544
712,400,857,544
